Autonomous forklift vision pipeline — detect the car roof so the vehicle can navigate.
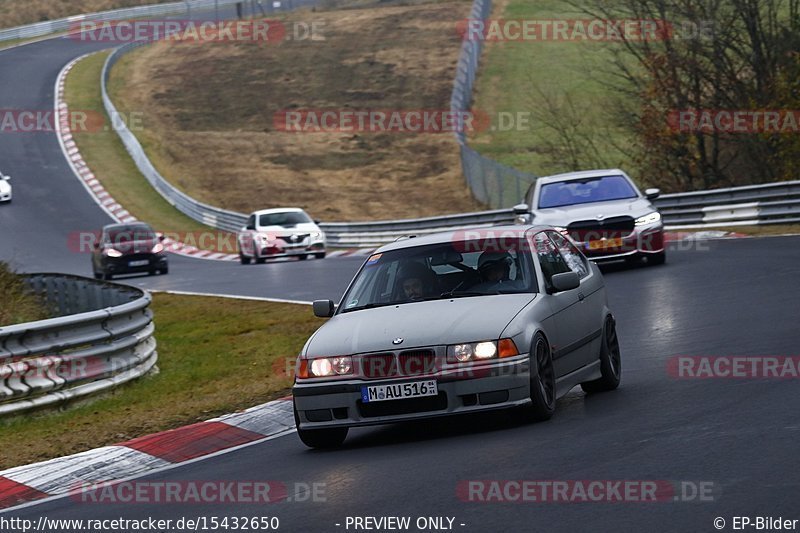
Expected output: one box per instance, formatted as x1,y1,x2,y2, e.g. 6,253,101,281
537,168,628,185
251,207,305,216
374,225,553,253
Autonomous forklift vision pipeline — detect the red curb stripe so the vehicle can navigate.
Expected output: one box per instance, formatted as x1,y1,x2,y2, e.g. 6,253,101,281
120,421,266,463
0,476,48,510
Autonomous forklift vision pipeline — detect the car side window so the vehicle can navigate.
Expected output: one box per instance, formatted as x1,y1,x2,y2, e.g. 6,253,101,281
548,231,590,279
533,232,571,290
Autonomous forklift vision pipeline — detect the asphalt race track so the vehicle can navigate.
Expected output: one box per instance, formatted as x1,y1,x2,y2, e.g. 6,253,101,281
2,12,800,533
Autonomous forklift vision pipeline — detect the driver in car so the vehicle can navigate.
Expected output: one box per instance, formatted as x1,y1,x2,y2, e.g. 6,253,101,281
478,251,513,283
398,262,438,300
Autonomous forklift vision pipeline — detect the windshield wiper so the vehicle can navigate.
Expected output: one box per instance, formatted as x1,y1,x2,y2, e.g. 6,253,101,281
439,290,493,299
340,301,404,313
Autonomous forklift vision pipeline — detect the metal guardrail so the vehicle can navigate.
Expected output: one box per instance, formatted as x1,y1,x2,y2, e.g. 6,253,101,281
0,0,251,43
0,275,156,416
652,182,800,228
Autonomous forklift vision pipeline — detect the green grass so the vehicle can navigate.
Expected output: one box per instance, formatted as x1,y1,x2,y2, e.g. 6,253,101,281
0,294,322,469
65,51,235,252
471,0,636,179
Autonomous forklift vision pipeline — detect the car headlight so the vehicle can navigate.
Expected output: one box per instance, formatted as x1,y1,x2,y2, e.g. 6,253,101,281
298,356,353,378
635,212,661,226
105,248,122,257
447,339,518,363
151,243,164,254
310,231,323,240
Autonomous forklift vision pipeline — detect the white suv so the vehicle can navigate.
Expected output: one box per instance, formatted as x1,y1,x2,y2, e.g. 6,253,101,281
237,208,326,264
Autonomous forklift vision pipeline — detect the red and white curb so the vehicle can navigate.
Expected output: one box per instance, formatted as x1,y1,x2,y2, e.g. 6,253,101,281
0,398,295,511
54,54,373,263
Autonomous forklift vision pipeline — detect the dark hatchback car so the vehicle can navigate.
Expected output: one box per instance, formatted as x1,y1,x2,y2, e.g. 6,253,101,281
91,222,168,280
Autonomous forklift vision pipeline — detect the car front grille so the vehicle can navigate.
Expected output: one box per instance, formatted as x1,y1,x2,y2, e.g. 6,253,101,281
359,349,438,379
397,350,437,376
276,234,309,244
567,216,635,242
361,354,397,378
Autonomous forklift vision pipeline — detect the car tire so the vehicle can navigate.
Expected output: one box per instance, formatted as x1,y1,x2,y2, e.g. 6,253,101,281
647,251,666,266
315,253,326,259
160,267,169,275
293,401,348,449
239,252,251,265
581,315,622,394
255,256,266,264
299,254,309,261
524,332,556,421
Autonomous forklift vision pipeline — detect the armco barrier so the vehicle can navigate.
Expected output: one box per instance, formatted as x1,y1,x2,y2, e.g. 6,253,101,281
0,0,272,43
0,274,156,416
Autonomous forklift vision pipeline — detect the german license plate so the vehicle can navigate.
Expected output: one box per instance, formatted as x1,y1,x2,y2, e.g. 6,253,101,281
587,237,623,250
361,380,438,403
129,260,149,267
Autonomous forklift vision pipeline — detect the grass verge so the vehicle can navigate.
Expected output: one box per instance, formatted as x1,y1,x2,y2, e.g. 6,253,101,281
471,0,635,179
0,293,320,469
65,51,235,252
0,262,50,326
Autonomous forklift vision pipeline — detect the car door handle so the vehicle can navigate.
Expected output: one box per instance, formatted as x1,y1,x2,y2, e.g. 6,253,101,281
578,292,585,302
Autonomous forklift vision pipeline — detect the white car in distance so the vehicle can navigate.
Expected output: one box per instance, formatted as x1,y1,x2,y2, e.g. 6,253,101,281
0,172,11,203
237,208,326,264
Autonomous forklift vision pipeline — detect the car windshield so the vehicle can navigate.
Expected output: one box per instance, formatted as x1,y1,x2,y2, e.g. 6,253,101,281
339,239,536,313
538,175,638,209
259,212,311,227
106,226,156,242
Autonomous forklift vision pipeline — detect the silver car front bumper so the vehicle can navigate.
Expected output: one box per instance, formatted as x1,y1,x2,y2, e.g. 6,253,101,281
293,357,531,429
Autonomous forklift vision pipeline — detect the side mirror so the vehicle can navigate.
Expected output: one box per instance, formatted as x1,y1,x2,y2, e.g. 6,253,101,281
551,271,580,293
644,188,661,200
312,299,335,318
314,219,320,224
512,203,530,215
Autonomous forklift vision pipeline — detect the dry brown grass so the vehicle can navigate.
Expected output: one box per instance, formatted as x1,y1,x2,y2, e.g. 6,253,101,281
0,263,50,326
110,1,483,221
0,0,173,28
